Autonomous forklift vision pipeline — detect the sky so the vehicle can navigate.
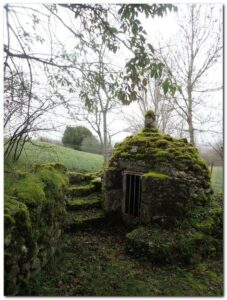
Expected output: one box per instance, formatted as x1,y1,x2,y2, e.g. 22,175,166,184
3,3,223,148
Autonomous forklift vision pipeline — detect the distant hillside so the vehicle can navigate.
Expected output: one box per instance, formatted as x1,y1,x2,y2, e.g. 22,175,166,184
5,141,104,172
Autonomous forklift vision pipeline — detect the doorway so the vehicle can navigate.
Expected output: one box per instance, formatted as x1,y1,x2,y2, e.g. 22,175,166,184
123,172,142,218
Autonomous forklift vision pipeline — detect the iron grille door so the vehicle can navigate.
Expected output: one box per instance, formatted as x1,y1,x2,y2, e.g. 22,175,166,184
124,173,141,217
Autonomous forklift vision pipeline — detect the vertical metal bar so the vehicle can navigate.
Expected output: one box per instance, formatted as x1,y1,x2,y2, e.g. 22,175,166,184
122,172,126,213
133,175,136,216
128,174,131,215
138,176,141,216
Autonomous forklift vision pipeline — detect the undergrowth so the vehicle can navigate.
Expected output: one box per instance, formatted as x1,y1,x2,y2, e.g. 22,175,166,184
19,225,223,296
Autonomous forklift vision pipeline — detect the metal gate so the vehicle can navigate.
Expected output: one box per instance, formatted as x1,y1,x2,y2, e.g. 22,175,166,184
123,171,142,218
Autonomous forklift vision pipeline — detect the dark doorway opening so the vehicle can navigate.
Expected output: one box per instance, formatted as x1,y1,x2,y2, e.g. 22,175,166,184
124,173,141,217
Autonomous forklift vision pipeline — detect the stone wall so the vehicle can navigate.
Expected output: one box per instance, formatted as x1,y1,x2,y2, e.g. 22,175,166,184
140,172,191,225
4,163,68,295
103,168,122,212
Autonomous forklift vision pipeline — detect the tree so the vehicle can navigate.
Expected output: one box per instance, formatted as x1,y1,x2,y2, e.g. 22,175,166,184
74,43,124,163
4,66,64,160
62,126,92,150
158,4,222,145
3,4,179,160
125,76,175,134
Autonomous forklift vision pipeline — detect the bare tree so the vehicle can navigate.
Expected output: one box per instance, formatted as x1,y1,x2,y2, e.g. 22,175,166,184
69,45,123,164
158,4,222,145
125,77,175,134
4,3,179,160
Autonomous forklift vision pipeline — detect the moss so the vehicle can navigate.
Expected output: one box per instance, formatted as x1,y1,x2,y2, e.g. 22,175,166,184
4,163,69,294
66,209,105,230
4,196,31,234
143,171,169,180
7,175,46,208
126,226,220,265
108,123,211,205
36,168,68,200
154,149,170,158
34,162,67,173
145,110,155,119
68,184,96,197
67,194,101,211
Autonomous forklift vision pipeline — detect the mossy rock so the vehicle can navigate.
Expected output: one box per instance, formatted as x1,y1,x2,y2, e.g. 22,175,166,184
4,196,31,235
91,177,102,191
67,171,101,185
145,110,155,119
143,171,170,180
109,128,209,177
67,193,102,211
68,184,97,197
126,226,220,265
34,162,68,174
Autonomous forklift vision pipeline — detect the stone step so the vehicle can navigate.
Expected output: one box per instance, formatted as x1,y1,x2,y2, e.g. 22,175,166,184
65,209,106,230
67,184,97,197
67,172,96,185
67,193,102,211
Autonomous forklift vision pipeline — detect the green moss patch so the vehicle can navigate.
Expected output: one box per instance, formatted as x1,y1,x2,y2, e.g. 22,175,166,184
68,184,97,197
68,171,99,185
145,110,155,119
109,129,209,178
143,171,170,180
66,209,105,230
67,193,102,211
126,226,220,265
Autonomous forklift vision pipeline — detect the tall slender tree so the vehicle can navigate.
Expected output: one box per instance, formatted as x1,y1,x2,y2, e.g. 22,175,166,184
158,4,222,145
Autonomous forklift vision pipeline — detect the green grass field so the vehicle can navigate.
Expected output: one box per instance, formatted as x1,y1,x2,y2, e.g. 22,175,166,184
210,166,223,194
4,141,223,193
5,141,104,173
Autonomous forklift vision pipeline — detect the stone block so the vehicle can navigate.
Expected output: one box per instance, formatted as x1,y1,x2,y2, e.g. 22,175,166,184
104,189,122,212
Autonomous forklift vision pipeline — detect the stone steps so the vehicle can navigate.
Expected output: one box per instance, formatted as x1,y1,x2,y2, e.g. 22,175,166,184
66,209,106,230
67,184,97,198
65,172,105,231
67,193,102,211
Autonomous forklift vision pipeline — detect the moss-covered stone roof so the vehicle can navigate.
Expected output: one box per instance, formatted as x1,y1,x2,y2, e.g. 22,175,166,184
109,126,210,184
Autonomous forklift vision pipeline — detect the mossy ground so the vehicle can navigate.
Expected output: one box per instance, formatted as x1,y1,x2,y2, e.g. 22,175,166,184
20,225,223,296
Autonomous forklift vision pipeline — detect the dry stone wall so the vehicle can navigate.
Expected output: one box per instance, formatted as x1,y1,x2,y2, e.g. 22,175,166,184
4,163,68,295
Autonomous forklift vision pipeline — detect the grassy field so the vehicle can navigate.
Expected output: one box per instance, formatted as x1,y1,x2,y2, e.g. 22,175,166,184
210,166,223,194
5,141,104,173
4,141,223,192
20,226,223,296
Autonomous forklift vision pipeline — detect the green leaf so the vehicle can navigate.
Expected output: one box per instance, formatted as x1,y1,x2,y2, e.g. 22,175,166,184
147,43,155,54
132,22,138,35
162,79,169,94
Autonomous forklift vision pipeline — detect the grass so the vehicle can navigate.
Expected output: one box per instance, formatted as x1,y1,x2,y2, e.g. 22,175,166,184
210,166,223,194
4,141,104,173
19,225,223,296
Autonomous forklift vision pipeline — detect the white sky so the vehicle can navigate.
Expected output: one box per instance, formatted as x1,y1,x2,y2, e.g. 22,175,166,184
2,3,224,148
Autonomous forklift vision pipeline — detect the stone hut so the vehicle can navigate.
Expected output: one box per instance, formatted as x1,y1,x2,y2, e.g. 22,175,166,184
103,110,212,225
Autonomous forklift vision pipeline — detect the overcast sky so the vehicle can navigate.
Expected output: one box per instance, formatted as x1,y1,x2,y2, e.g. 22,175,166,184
3,3,223,148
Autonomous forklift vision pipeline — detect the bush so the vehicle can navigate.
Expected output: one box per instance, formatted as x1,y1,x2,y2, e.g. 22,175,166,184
62,126,92,150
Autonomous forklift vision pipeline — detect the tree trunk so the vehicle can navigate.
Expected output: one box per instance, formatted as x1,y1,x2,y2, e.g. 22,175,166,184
188,92,195,145
102,110,108,165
